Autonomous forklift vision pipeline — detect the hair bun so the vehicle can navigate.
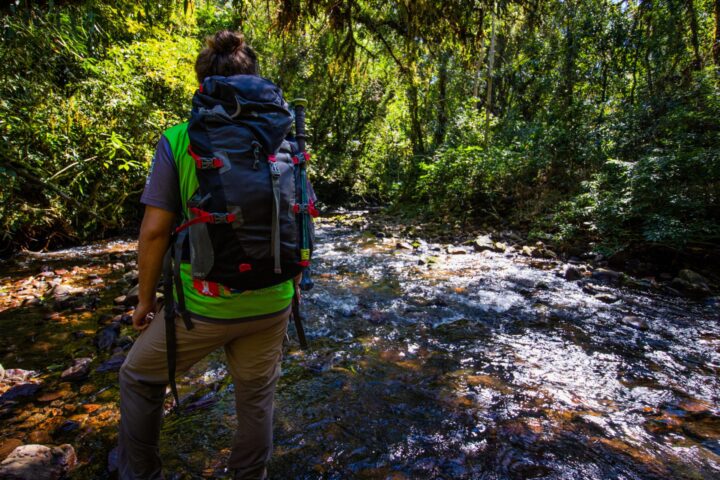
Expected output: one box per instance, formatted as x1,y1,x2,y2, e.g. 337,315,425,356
209,30,245,54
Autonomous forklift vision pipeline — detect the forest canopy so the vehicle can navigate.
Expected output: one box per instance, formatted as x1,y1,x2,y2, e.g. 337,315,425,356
1,0,719,257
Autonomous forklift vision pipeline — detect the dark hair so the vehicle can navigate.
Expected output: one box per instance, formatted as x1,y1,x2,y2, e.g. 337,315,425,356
195,30,258,83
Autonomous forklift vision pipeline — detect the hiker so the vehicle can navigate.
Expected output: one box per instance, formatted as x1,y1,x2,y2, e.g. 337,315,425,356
117,30,315,480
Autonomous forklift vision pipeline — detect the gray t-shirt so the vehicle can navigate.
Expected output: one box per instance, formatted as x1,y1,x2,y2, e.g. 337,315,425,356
140,136,181,214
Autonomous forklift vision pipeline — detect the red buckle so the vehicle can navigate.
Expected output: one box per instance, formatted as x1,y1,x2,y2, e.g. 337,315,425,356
267,154,277,163
238,263,252,273
308,201,319,218
293,204,300,214
189,146,222,169
297,260,310,267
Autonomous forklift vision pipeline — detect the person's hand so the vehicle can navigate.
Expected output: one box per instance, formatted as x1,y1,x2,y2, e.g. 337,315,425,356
132,299,156,331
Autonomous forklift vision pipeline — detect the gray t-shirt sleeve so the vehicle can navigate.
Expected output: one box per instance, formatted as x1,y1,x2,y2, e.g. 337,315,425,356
140,136,181,215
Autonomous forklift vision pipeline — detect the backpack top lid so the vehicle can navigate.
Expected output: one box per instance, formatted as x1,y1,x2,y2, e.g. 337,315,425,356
189,74,293,157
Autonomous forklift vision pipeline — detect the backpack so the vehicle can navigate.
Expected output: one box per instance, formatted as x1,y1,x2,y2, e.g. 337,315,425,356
162,75,317,407
174,75,317,291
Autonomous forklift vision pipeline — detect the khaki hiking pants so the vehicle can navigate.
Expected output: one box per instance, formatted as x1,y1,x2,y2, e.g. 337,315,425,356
118,306,290,480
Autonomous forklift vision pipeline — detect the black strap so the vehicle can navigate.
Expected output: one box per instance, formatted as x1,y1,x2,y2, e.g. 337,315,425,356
173,230,194,331
291,283,308,350
162,248,180,408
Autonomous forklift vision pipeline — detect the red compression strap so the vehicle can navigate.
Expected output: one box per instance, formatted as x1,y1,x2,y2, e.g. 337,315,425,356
268,154,277,163
175,209,236,233
238,263,252,273
297,260,310,267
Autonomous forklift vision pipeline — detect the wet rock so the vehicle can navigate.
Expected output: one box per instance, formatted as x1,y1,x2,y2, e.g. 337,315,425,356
96,355,126,373
55,420,80,435
595,293,619,304
107,446,120,473
0,439,22,462
95,323,121,351
621,315,648,330
521,246,534,257
51,284,72,298
447,245,468,255
60,358,92,382
564,266,583,281
26,430,52,445
672,269,711,296
0,383,42,403
113,295,126,306
395,241,413,250
493,241,507,253
123,270,139,284
37,391,65,403
123,285,139,306
592,268,622,284
471,235,495,252
0,444,76,480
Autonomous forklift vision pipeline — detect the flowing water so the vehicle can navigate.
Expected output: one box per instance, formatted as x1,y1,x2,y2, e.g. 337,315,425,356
0,211,718,479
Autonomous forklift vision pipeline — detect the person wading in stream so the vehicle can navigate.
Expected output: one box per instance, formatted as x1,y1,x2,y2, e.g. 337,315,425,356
118,30,316,480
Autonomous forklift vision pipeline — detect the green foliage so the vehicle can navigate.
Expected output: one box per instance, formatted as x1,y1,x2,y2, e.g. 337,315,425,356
1,0,719,255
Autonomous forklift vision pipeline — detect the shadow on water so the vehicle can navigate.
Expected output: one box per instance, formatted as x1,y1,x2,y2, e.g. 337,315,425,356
0,214,718,479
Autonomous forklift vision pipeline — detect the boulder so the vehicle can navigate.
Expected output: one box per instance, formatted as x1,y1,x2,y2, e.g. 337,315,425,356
0,444,76,480
671,269,711,296
591,268,622,284
564,266,583,281
471,235,495,252
447,246,468,255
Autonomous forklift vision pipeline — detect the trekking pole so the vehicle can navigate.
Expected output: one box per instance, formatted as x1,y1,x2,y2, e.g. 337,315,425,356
291,98,314,350
292,98,315,293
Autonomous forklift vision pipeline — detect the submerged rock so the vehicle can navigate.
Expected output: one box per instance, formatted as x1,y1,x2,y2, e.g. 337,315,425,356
0,383,42,403
621,315,648,330
672,269,711,296
60,358,92,382
95,323,121,351
96,355,126,373
0,444,76,480
0,439,22,462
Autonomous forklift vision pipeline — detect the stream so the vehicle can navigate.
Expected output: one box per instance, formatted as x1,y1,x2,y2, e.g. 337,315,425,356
0,211,718,479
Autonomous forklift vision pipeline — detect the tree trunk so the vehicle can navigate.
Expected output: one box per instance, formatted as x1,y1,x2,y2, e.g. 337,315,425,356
687,0,702,70
714,0,720,67
433,52,449,149
485,0,497,144
407,82,425,156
